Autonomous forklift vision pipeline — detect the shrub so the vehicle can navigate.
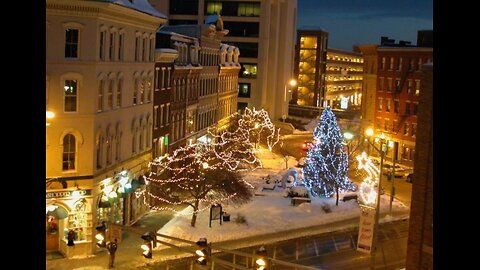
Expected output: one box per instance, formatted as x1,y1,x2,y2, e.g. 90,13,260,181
285,186,309,198
234,213,248,225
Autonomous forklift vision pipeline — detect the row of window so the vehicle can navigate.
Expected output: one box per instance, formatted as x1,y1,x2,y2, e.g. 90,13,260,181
64,27,154,62
377,98,418,115
326,66,363,72
154,67,172,91
218,96,236,120
380,56,432,71
378,77,420,95
326,55,363,63
205,1,261,17
218,74,238,93
326,75,363,82
153,104,171,130
375,118,417,137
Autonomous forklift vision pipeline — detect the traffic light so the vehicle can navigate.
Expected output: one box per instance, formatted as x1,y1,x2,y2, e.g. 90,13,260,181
95,222,107,248
255,246,268,270
140,231,156,259
195,238,209,265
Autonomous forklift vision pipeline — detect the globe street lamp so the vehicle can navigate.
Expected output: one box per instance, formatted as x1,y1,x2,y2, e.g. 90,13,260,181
283,79,297,122
364,128,374,156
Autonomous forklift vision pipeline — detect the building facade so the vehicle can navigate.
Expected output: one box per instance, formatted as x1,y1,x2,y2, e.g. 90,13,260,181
46,0,166,257
354,44,379,132
325,48,363,112
154,18,240,154
148,0,297,122
406,63,433,270
373,41,433,165
290,29,328,118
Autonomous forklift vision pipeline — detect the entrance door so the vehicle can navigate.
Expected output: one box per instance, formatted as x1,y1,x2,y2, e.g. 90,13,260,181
46,216,59,251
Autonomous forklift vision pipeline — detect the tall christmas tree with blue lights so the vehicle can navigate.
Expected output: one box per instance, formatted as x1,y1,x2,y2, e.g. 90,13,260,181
302,107,355,205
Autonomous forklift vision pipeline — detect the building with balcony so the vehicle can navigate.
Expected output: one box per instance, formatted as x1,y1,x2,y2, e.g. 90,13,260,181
325,48,363,112
148,0,297,122
46,0,166,257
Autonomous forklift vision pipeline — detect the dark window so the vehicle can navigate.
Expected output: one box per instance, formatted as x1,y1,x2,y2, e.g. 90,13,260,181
405,103,410,114
237,102,248,114
223,22,259,37
65,28,79,58
240,64,257,78
221,2,238,16
394,100,399,113
170,0,199,15
227,42,258,58
238,83,251,98
63,134,76,171
168,19,198,26
413,103,418,115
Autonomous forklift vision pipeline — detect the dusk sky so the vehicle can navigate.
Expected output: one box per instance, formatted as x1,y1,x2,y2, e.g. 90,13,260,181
297,0,434,51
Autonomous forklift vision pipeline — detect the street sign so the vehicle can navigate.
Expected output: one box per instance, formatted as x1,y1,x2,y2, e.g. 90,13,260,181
357,205,376,254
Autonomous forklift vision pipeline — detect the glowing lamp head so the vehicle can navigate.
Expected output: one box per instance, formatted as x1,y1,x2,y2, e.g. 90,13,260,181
196,249,205,257
141,244,150,252
202,162,209,169
46,111,55,119
95,233,104,241
289,79,297,87
255,258,266,266
343,132,354,140
365,128,374,137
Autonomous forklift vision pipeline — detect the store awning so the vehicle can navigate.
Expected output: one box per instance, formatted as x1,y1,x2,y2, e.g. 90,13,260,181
46,205,68,219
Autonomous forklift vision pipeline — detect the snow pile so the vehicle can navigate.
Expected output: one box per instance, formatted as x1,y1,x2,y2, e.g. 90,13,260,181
304,118,319,132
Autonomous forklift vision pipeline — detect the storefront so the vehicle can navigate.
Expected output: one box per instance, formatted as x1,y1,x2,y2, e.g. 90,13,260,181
46,188,94,258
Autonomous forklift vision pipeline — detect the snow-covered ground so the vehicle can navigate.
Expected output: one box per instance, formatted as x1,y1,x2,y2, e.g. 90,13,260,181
156,147,409,247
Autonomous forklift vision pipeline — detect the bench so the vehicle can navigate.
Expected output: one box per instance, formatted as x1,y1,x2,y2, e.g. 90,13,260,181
291,197,311,206
342,194,358,202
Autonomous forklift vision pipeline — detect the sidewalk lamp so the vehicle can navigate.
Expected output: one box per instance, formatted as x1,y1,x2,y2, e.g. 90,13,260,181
283,79,297,122
343,131,354,156
140,231,156,259
363,136,387,269
95,222,107,248
255,246,268,270
195,238,210,265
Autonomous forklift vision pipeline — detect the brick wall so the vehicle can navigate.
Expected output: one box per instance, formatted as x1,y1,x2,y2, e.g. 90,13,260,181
405,63,433,270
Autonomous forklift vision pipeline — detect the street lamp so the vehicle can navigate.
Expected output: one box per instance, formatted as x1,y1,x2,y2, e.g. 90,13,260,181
46,110,55,126
363,137,387,269
343,131,354,156
283,79,297,122
364,128,374,156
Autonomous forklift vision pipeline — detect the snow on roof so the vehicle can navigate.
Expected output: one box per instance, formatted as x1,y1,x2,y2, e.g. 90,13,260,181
98,0,167,19
155,48,178,54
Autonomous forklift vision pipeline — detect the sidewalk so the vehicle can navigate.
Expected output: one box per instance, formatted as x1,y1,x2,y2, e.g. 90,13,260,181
46,210,176,270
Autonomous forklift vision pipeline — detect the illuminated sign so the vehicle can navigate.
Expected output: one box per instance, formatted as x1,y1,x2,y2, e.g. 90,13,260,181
46,189,92,199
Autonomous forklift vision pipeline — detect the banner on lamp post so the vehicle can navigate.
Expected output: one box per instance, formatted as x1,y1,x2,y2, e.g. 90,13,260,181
357,204,376,254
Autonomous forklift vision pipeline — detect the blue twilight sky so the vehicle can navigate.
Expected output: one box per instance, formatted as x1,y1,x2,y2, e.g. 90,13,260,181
297,0,433,50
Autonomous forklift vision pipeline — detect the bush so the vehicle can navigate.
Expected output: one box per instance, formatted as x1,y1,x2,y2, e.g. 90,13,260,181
321,203,331,213
285,186,309,198
234,213,248,225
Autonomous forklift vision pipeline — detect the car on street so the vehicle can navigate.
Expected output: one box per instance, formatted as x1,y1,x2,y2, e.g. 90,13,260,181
382,163,412,178
302,141,314,151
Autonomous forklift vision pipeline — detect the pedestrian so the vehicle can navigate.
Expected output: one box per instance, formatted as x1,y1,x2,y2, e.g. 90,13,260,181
67,229,75,246
106,238,118,268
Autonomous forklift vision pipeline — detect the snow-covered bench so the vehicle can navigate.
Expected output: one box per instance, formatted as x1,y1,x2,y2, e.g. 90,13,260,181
291,197,311,206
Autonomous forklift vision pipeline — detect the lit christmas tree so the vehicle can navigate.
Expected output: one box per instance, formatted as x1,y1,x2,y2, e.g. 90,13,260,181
302,107,355,205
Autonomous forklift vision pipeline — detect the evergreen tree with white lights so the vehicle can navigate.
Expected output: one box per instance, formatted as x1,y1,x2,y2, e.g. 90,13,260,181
302,107,355,205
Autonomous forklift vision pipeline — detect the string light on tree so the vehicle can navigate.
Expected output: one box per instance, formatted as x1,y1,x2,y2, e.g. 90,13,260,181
355,151,380,206
302,107,355,205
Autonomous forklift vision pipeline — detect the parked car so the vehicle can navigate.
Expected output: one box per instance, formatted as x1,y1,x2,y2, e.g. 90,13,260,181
382,164,410,178
302,141,314,151
406,173,414,183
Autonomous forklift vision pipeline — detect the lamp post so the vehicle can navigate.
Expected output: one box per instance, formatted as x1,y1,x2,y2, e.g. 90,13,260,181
283,79,297,122
364,137,386,269
365,128,373,156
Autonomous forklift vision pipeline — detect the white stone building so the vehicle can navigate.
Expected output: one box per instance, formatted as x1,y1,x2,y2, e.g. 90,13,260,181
46,0,166,257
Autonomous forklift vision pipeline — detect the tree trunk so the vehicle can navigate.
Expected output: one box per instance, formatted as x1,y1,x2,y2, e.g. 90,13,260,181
190,200,200,227
335,184,339,206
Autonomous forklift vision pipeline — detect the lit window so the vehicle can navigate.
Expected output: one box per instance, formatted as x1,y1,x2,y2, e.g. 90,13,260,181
64,80,78,112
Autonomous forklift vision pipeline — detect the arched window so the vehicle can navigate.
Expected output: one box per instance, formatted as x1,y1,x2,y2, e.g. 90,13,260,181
96,134,103,169
62,134,76,171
